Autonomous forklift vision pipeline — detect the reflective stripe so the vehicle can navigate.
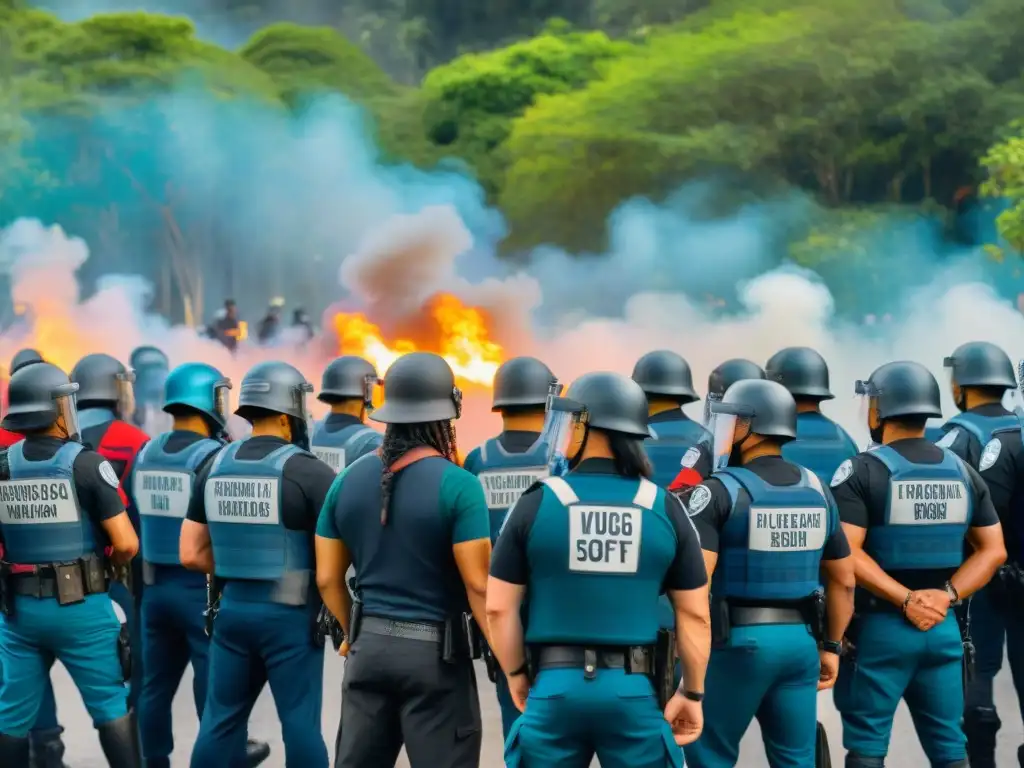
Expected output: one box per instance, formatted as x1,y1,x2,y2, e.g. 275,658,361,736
633,478,657,510
541,476,579,505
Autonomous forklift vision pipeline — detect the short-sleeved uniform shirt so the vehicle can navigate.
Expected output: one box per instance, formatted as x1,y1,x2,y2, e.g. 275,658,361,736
937,403,1016,468
317,454,490,623
685,454,851,561
829,437,1000,606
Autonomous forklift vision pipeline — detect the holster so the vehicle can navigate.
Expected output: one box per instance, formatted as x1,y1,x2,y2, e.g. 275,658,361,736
483,645,499,683
653,628,677,710
205,576,223,637
117,621,132,682
959,608,976,686
349,597,363,645
991,563,1024,614
442,613,484,664
815,721,832,768
313,604,328,648
843,614,861,663
104,561,133,599
810,589,827,643
711,596,731,648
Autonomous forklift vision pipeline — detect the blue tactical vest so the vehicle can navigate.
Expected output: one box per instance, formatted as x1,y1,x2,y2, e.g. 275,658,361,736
781,412,859,487
645,418,712,489
471,437,549,542
939,411,1021,455
524,473,675,646
864,445,973,571
133,434,222,566
204,440,312,605
715,466,829,601
311,421,380,473
0,441,98,564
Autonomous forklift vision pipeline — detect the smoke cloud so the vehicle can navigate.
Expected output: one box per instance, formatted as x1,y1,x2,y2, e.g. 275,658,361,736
2,88,1023,450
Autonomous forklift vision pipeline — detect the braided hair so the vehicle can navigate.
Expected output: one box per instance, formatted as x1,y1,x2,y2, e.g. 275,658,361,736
379,419,459,525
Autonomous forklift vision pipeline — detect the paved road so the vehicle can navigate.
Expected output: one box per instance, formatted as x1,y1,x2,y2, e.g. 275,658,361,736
52,651,1024,767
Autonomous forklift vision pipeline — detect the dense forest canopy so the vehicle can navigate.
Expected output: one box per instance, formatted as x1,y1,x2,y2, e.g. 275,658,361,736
0,0,1022,323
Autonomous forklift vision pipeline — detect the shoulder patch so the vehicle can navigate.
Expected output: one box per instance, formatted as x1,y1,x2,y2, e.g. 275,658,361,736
936,429,959,449
98,460,121,489
687,485,712,517
979,438,1002,472
681,447,701,468
830,459,854,488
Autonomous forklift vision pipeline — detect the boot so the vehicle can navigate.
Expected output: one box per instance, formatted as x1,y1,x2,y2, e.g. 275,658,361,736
0,733,31,767
98,711,142,768
246,740,271,767
29,727,69,768
964,707,999,768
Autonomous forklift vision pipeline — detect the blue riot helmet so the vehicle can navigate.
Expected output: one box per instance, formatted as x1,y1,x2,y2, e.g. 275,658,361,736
10,348,44,375
70,353,136,421
236,361,315,450
2,362,81,441
943,341,1016,411
163,362,232,438
708,379,797,471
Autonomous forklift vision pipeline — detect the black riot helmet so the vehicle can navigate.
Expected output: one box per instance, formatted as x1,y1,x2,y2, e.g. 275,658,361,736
236,361,314,449
715,380,798,440
856,361,942,420
70,353,135,419
491,357,557,411
765,347,834,400
943,342,1016,390
631,350,699,404
319,356,380,406
564,372,652,438
10,348,44,375
371,352,462,425
707,359,766,400
2,362,81,439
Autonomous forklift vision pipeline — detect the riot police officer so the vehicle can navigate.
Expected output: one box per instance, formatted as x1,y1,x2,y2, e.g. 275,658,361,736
631,350,713,490
830,361,1007,768
705,359,765,423
311,355,383,473
683,379,855,767
181,361,334,767
10,348,44,375
464,356,557,739
132,363,271,768
130,346,171,436
936,341,1024,767
488,372,710,767
0,363,141,767
316,352,492,767
766,346,858,484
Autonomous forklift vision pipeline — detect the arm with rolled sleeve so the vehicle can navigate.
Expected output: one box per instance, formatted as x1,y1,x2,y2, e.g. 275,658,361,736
180,451,216,573
443,465,493,645
950,463,1006,600
664,492,710,697
315,467,354,639
75,451,138,563
819,484,855,644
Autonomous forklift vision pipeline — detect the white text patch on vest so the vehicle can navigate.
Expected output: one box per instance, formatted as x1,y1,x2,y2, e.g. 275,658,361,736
478,469,549,510
206,477,281,525
313,447,344,472
889,480,969,525
0,479,79,525
134,470,192,519
748,506,828,552
568,504,642,574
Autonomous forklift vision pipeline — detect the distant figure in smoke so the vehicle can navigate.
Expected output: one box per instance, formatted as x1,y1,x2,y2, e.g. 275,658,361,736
291,307,315,344
129,346,171,437
256,297,284,345
212,299,243,353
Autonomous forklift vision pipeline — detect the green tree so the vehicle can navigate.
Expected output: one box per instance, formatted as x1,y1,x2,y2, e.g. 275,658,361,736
981,124,1024,256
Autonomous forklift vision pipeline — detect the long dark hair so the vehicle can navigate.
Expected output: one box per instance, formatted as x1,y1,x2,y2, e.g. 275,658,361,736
605,430,653,479
379,420,459,525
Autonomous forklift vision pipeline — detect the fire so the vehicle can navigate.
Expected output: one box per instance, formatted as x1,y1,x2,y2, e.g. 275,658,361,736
333,294,504,386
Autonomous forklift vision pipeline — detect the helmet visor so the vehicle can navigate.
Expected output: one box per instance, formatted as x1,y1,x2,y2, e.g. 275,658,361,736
53,384,81,443
942,356,958,400
702,393,721,426
213,379,232,424
854,379,878,430
363,374,383,411
541,396,587,477
116,369,136,422
707,413,739,472
293,382,314,420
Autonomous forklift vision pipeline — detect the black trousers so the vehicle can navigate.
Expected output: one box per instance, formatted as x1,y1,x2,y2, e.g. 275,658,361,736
334,631,482,768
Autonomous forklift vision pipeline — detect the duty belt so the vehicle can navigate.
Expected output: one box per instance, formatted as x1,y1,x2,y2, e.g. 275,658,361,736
537,645,653,676
361,616,444,643
729,606,806,626
10,566,107,599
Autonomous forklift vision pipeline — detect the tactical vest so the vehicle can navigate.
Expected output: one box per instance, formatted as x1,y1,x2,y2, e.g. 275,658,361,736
204,441,312,605
645,418,712,489
472,437,549,542
524,473,673,646
0,442,98,564
310,421,378,474
940,411,1021,457
864,445,973,571
134,434,222,566
715,466,829,601
781,412,859,486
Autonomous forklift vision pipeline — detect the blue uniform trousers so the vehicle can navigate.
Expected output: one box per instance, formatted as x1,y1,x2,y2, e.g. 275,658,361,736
504,667,683,768
684,624,819,768
0,594,127,736
834,611,966,764
139,574,210,760
189,597,327,768
495,671,520,741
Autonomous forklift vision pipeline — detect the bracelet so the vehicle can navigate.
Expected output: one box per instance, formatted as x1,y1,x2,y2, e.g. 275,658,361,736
509,661,529,677
681,689,704,702
901,591,913,615
822,640,842,656
945,580,961,605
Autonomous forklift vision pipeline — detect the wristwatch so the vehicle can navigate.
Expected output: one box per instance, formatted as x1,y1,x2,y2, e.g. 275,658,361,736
681,690,704,702
822,640,842,656
509,661,529,678
944,581,962,606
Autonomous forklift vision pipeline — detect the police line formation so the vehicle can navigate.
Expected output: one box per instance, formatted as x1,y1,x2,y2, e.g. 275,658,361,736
0,341,1019,768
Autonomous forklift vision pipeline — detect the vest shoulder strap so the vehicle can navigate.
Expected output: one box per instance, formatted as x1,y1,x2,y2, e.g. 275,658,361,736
540,476,578,505
7,440,25,471
947,415,986,444
208,441,240,474
480,438,494,464
865,444,900,474
633,477,658,510
343,426,376,450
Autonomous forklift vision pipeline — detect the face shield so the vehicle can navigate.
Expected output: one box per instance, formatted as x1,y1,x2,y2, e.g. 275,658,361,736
942,356,962,408
451,385,464,419
703,392,722,426
116,368,136,422
541,396,587,477
213,379,232,425
855,379,883,447
362,374,383,412
52,382,81,443
707,400,753,472
292,382,315,451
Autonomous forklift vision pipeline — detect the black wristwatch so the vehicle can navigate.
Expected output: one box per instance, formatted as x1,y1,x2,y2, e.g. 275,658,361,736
509,661,529,678
681,690,704,702
822,640,842,656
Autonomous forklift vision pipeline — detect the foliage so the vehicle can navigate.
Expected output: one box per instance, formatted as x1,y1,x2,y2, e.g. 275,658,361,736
981,123,1024,256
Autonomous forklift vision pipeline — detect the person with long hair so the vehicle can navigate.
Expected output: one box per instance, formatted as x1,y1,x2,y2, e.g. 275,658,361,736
316,352,492,768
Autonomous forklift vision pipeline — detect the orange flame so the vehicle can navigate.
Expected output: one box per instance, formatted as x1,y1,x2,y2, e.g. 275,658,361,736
333,294,503,386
